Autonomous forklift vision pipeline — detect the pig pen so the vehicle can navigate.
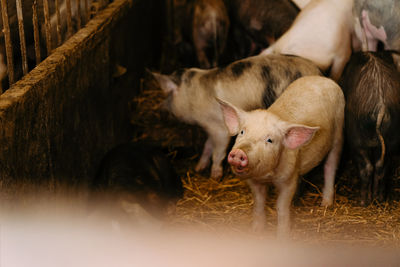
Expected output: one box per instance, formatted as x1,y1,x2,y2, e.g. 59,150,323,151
0,0,400,251
0,0,164,205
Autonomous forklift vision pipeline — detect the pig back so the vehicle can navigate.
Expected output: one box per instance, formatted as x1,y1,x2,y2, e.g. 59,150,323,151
174,55,320,128
214,55,322,111
268,76,345,174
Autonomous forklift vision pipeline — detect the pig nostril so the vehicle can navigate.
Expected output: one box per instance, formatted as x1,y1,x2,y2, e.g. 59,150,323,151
240,156,244,161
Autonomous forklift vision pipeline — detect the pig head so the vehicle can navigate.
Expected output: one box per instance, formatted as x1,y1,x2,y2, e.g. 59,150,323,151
218,100,319,237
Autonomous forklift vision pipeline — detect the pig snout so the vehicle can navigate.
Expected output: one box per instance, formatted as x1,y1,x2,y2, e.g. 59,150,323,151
228,149,248,173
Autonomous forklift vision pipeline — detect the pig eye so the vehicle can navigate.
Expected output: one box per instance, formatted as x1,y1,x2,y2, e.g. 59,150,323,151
240,130,245,136
266,138,273,143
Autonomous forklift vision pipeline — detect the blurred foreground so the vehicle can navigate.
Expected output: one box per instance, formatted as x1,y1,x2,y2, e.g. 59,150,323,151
1,198,400,267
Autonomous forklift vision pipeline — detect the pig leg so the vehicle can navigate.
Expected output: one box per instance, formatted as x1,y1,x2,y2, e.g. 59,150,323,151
209,128,230,178
329,40,352,81
321,138,343,206
357,150,373,206
275,176,297,239
260,44,275,56
373,159,386,203
373,133,386,202
329,54,349,81
194,41,211,69
195,137,213,173
247,179,267,232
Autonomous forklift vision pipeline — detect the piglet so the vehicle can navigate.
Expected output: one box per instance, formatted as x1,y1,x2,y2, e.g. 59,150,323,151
218,76,345,238
89,141,183,228
226,0,299,58
192,0,230,68
340,51,400,205
173,0,230,68
151,54,321,178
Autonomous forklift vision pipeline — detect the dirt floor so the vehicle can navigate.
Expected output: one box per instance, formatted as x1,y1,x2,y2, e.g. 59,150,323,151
130,74,400,247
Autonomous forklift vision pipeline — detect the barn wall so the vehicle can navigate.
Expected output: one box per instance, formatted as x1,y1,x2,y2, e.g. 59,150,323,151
0,0,165,187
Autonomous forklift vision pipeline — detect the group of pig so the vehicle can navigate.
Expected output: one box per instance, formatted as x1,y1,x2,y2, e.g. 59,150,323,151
93,0,400,237
171,0,299,69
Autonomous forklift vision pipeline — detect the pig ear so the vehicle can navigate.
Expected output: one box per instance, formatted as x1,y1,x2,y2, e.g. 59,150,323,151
283,124,319,150
216,98,243,136
149,71,178,94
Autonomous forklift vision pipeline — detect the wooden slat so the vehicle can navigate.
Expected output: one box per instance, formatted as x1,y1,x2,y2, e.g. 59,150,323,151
85,0,89,23
55,0,62,46
76,0,82,30
16,0,28,75
32,0,41,64
43,0,53,54
0,0,15,85
66,0,73,38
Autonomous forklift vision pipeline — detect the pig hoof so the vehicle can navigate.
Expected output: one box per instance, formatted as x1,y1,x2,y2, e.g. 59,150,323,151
252,220,266,233
210,168,223,179
321,197,333,207
360,198,369,207
195,161,209,172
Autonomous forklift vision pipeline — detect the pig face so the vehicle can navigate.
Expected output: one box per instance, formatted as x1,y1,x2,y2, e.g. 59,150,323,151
218,99,318,179
150,69,188,120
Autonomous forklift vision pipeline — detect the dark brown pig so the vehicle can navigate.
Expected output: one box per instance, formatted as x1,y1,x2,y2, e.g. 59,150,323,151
192,0,230,68
173,0,230,68
340,51,400,206
218,76,345,238
226,0,299,58
151,54,321,179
